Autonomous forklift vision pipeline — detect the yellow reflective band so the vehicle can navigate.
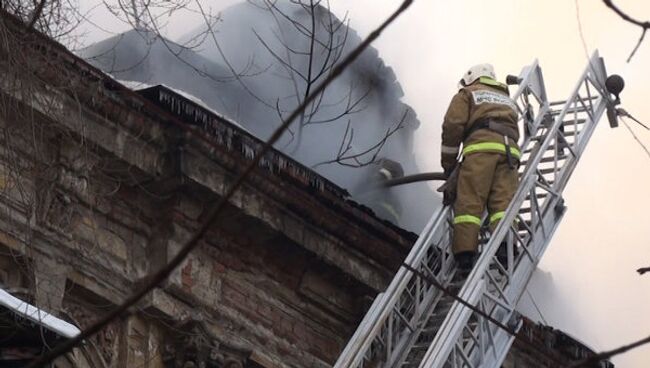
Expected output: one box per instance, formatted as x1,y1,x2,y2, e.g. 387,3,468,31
462,142,521,159
379,202,400,224
490,211,505,223
479,76,508,90
454,215,482,226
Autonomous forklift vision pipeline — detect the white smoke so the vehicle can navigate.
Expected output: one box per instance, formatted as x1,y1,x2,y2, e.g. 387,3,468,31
80,0,440,232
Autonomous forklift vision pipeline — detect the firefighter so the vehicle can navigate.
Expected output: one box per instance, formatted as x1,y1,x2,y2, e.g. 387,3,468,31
441,63,520,273
357,158,404,225
371,158,404,225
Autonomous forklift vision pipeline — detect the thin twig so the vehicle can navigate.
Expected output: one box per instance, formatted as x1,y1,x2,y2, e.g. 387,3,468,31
312,111,404,168
627,28,646,62
25,1,415,366
637,267,650,275
26,0,46,29
602,0,650,62
621,117,650,160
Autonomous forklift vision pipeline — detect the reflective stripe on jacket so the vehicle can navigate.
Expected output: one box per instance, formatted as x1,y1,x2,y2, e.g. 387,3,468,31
462,142,521,159
441,77,519,171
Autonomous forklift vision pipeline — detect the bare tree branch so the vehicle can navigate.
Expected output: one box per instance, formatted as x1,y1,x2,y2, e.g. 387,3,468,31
637,267,650,275
254,0,381,161
26,0,46,29
602,0,650,61
25,1,415,366
312,108,408,168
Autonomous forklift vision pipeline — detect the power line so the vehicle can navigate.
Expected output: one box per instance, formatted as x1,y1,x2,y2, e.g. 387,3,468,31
621,116,650,161
574,0,591,61
526,289,548,325
24,1,416,367
618,108,650,130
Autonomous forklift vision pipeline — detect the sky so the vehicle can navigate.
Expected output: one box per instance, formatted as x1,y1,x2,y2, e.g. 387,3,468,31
74,0,650,366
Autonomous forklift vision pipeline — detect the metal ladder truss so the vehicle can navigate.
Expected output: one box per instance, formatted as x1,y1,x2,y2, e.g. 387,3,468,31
334,51,614,368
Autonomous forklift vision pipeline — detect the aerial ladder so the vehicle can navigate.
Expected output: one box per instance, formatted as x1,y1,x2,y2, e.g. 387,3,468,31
335,51,624,368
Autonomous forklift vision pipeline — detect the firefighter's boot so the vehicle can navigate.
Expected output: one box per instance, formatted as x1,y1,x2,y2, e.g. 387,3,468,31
455,251,476,279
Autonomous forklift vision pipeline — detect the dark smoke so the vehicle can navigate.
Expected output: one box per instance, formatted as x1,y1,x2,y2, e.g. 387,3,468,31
79,0,440,232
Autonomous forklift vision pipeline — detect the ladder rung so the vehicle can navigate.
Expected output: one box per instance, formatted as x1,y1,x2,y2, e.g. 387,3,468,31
550,105,596,115
518,220,533,230
525,192,548,201
524,144,569,154
529,128,580,142
538,167,560,175
521,155,566,166
549,95,598,106
558,125,583,134
560,118,587,125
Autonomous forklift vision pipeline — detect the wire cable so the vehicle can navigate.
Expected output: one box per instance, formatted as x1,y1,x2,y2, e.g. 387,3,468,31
526,289,548,325
621,116,650,160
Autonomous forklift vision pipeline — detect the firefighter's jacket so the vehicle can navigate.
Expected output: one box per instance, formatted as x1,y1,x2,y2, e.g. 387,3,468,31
441,77,519,172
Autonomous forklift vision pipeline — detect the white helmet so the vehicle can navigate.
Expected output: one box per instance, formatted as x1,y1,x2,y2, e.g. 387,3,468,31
460,63,496,86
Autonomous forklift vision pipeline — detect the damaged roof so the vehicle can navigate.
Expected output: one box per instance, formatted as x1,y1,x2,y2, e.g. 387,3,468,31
134,83,418,245
0,9,417,256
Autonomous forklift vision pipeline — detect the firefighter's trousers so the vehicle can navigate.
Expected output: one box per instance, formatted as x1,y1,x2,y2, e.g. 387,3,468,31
452,152,519,254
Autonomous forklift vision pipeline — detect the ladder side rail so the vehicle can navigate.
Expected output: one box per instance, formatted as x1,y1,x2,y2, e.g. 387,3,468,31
464,59,611,367
510,60,546,107
508,195,568,304
552,98,607,192
421,162,568,367
335,292,386,367
386,210,460,367
477,318,523,368
381,209,458,367
499,85,608,316
479,179,571,367
510,60,551,144
418,51,611,368
390,210,464,367
391,212,497,368
421,277,488,367
334,206,448,368
417,172,535,368
538,55,609,197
